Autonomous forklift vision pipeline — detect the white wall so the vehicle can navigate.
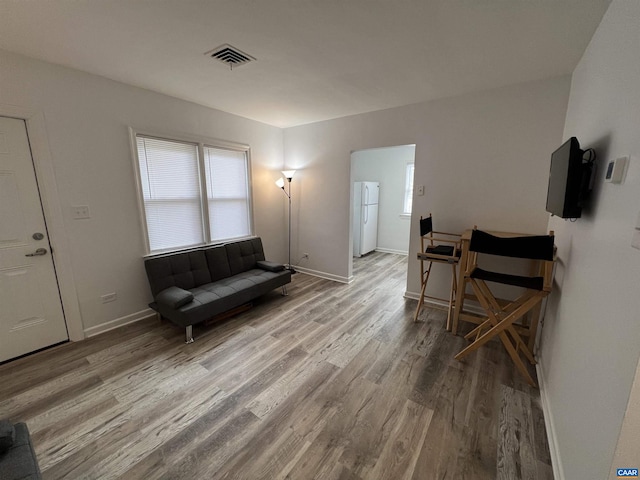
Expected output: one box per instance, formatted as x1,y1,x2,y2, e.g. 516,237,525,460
610,362,640,480
284,77,570,288
0,49,285,334
351,145,414,255
539,2,640,479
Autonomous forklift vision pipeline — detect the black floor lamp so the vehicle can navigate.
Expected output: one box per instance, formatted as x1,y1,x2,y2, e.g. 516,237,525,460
276,170,296,273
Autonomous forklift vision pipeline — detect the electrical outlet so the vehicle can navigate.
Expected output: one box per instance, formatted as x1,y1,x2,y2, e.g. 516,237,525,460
302,253,309,259
101,292,117,303
72,205,91,220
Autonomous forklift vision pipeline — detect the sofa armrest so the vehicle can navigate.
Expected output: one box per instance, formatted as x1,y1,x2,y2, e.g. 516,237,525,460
156,286,194,309
256,260,285,272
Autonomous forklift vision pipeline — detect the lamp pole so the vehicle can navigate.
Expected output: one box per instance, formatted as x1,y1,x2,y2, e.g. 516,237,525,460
277,170,296,273
286,177,294,272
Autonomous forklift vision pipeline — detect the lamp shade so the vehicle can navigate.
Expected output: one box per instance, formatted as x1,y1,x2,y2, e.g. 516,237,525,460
275,177,285,189
282,170,296,180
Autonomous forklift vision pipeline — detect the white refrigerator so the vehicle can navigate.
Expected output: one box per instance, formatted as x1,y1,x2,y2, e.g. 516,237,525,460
353,181,379,257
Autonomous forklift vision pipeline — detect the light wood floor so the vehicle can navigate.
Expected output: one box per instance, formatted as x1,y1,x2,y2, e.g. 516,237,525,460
0,252,553,479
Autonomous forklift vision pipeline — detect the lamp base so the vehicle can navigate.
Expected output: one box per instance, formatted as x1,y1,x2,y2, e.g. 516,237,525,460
286,266,297,274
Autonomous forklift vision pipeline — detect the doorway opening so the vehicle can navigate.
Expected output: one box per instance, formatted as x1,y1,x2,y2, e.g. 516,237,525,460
349,144,416,280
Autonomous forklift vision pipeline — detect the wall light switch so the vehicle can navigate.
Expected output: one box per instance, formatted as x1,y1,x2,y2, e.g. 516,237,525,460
416,185,425,196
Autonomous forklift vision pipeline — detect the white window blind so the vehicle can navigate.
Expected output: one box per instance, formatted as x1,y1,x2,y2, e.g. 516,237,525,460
204,146,251,241
136,136,204,252
135,134,253,253
403,162,415,215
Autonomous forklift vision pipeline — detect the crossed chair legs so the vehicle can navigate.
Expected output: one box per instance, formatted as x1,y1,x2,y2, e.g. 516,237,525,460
454,277,545,387
413,261,458,331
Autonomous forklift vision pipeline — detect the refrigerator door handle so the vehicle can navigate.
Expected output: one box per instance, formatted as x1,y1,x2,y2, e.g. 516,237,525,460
365,185,369,206
364,205,368,224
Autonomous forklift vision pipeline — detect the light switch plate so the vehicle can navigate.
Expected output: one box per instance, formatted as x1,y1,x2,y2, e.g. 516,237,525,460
416,185,425,196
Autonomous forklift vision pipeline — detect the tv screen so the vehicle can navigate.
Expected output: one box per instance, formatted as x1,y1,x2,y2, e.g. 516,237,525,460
546,137,590,219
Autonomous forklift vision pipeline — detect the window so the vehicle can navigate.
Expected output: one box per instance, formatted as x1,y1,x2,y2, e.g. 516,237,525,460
403,162,415,215
134,133,252,253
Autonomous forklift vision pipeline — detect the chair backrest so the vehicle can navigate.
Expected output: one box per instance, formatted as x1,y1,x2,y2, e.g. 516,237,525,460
469,229,554,261
419,215,433,237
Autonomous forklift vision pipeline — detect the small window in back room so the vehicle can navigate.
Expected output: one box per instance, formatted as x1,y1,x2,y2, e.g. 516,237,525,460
403,162,415,215
134,133,253,254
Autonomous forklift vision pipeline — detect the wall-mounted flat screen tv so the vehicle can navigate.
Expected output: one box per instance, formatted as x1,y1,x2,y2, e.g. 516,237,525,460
546,137,593,219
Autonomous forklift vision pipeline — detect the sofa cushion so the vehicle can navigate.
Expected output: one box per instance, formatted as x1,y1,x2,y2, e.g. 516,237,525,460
226,238,266,275
256,260,285,272
0,419,15,452
152,268,291,327
156,286,194,309
145,250,212,297
204,245,232,281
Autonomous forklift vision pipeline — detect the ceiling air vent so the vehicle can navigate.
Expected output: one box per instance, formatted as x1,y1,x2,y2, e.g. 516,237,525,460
205,44,255,70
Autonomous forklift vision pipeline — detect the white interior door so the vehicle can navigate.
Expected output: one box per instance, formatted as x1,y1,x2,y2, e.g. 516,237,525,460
0,116,68,362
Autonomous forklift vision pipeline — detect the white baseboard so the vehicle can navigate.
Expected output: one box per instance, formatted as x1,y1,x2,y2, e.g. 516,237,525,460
404,291,457,311
404,290,485,315
405,290,447,305
294,266,353,284
404,291,420,301
536,359,564,480
84,308,156,337
375,247,409,255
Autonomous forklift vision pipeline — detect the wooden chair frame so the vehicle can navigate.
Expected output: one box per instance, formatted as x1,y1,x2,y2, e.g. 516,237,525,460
413,214,461,330
454,228,554,387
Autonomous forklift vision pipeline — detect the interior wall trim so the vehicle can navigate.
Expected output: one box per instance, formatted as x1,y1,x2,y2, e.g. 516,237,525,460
294,266,353,284
84,308,156,337
404,291,485,316
375,247,409,255
537,359,565,480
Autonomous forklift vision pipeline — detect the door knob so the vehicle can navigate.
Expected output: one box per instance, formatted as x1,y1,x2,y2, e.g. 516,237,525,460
25,248,47,257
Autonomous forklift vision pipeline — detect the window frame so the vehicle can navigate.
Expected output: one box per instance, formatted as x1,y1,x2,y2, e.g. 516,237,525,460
129,127,254,256
402,161,415,216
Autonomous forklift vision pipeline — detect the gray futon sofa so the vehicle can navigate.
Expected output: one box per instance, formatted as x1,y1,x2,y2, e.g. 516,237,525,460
144,237,291,343
0,420,41,480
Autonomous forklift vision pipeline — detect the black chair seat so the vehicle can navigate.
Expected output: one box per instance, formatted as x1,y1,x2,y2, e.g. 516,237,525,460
470,267,544,290
425,245,460,258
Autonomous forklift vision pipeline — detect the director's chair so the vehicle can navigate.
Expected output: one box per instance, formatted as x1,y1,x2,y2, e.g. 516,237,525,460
454,228,555,386
413,214,461,329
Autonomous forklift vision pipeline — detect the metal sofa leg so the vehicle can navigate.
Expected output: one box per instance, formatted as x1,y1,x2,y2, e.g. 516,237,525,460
185,325,194,344
282,285,288,296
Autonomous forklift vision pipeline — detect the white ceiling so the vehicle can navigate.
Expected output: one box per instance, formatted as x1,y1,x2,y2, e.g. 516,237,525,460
0,0,611,128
